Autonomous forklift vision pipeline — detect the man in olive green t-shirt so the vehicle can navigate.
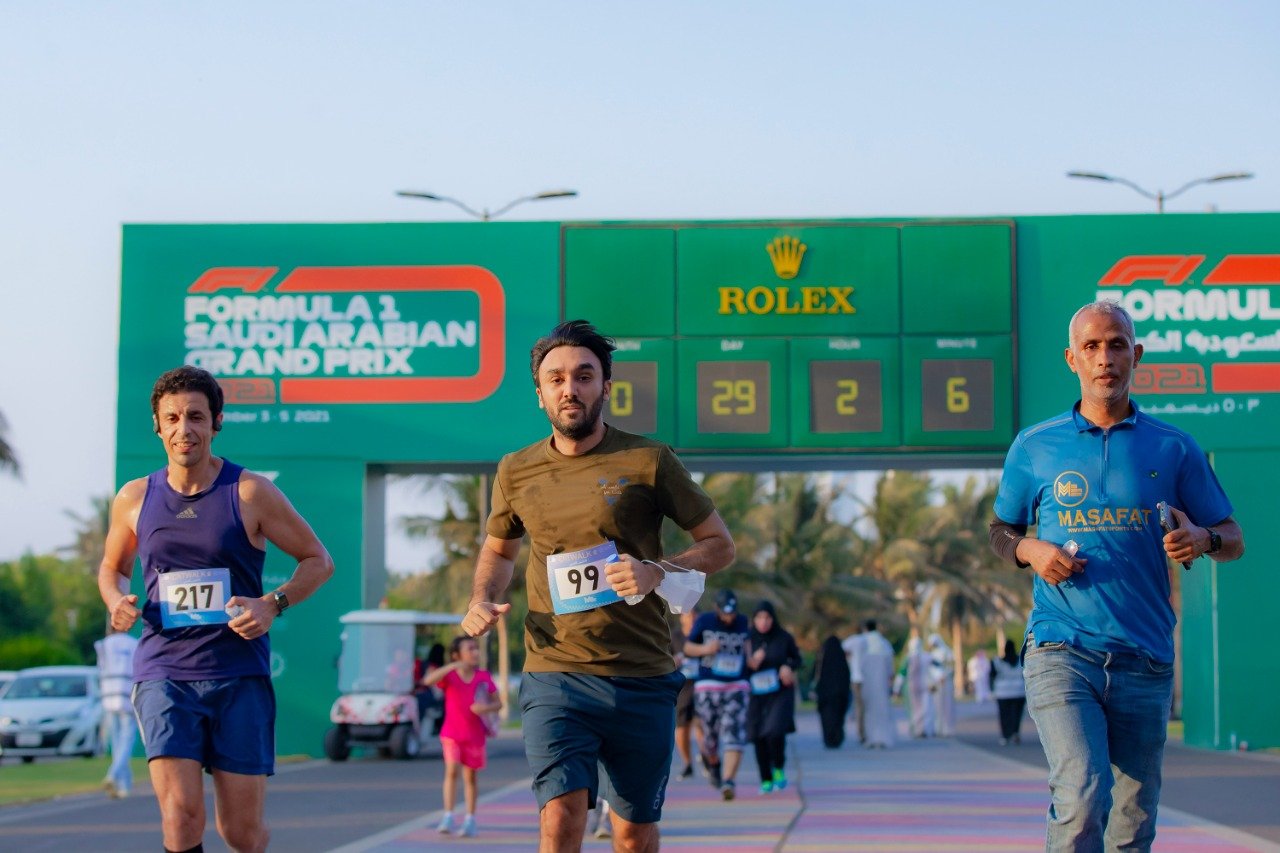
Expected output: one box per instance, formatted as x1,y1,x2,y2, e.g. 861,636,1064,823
463,320,735,853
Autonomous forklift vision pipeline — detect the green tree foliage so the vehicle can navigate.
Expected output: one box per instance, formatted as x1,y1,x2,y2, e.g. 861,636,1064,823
0,553,101,666
0,409,19,478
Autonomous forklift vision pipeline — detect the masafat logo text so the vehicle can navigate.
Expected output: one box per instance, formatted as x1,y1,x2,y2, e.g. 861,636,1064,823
718,235,855,316
1053,471,1153,532
181,265,505,405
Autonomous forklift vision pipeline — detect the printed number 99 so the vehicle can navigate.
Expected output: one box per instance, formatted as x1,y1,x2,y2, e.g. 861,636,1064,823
711,379,756,415
946,377,970,413
567,565,600,595
610,380,634,417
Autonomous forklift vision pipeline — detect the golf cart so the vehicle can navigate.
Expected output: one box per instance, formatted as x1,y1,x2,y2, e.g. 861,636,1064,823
324,609,461,761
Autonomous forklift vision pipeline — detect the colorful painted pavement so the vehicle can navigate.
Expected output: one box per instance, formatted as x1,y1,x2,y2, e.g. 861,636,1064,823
336,712,1278,852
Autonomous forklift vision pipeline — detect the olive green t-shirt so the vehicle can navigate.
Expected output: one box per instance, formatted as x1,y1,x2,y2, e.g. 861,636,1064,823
488,426,715,676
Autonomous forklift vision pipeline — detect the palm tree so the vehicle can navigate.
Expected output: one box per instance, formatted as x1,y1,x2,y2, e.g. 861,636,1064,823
0,409,19,478
62,495,113,571
748,473,890,649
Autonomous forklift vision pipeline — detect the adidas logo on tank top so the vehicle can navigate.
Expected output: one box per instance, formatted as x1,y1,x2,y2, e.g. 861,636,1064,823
176,507,197,519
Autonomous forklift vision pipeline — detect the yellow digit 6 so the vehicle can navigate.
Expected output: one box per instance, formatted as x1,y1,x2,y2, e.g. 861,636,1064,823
711,380,734,415
835,379,859,415
734,379,756,414
611,380,634,417
946,377,970,413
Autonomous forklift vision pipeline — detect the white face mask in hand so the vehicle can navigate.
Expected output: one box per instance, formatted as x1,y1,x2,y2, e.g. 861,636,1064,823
626,560,705,614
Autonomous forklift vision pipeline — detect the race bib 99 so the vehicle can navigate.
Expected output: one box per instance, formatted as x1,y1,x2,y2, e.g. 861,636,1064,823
158,567,232,629
547,542,623,615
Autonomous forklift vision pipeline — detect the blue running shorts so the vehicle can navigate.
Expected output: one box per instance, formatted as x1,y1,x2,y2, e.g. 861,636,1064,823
133,676,276,776
520,670,684,824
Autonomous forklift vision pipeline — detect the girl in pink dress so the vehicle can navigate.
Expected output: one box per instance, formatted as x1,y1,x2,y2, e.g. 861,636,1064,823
421,635,502,837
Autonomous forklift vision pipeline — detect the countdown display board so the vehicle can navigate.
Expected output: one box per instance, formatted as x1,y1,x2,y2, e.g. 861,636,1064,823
564,223,1016,452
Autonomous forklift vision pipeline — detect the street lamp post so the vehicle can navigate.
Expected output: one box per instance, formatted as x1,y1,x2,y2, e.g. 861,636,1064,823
395,188,577,220
1066,170,1253,212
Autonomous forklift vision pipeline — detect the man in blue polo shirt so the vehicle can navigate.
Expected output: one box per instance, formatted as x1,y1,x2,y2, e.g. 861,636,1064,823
990,300,1244,851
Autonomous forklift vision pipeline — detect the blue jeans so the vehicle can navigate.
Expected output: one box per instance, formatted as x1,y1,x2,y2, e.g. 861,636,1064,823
1024,640,1173,852
105,709,137,792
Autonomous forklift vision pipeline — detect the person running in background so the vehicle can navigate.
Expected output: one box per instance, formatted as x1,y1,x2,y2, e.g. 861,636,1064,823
95,624,139,799
990,639,1026,746
744,601,801,794
685,588,751,800
422,636,503,838
813,634,851,748
672,609,703,780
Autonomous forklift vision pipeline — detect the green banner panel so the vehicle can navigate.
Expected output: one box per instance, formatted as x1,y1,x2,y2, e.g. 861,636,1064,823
901,335,1014,448
118,223,562,464
901,222,1013,335
676,338,789,449
564,227,676,337
608,338,675,441
674,225,900,337
788,337,902,448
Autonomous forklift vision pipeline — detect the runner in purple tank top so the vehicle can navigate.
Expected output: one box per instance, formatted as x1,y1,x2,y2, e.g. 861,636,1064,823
98,366,333,853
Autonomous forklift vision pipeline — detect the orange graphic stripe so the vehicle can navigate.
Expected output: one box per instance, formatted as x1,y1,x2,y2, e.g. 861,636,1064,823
275,266,505,404
1203,255,1280,285
188,267,278,293
1212,363,1280,393
1098,255,1203,286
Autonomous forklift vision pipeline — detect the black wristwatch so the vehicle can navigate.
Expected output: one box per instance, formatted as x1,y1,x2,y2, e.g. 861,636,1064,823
1206,528,1222,555
271,590,290,615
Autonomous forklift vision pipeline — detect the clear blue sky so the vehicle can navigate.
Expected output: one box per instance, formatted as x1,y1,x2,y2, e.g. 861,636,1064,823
1,1,1276,561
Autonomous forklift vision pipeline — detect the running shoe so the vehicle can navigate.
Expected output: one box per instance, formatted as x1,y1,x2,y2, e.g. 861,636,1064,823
772,768,788,790
680,763,694,779
457,815,476,838
759,781,774,795
436,813,455,834
720,780,736,801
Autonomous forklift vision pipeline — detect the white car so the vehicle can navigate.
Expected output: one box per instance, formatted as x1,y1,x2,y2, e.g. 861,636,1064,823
0,671,16,699
0,666,103,764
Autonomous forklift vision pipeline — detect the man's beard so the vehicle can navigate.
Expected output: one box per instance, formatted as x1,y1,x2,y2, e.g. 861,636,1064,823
548,395,605,441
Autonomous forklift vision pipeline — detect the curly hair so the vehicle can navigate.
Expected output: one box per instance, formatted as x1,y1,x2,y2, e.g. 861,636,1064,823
150,366,224,432
529,319,616,384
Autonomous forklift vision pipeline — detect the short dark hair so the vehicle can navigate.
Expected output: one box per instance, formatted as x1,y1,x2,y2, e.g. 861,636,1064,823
862,619,878,632
449,635,477,660
150,366,224,432
529,320,616,384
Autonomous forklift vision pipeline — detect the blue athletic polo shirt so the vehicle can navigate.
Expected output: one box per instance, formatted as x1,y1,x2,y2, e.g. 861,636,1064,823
994,401,1232,662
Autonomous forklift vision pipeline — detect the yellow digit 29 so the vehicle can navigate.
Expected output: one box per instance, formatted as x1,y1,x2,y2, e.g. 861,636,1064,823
835,379,859,415
610,380,634,417
711,379,756,415
946,377,970,413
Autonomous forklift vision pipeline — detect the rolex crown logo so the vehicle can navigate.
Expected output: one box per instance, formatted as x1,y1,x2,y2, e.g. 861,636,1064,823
766,236,807,280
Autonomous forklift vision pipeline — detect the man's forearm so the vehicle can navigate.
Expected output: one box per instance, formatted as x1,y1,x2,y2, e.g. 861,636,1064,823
668,533,734,575
471,547,515,605
275,553,335,607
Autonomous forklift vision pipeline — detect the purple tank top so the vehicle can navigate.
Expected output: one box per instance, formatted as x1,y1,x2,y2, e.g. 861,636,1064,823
132,459,270,681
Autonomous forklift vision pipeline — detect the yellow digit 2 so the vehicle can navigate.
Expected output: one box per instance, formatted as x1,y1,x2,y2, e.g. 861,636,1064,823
611,380,634,417
733,379,756,414
711,380,734,415
946,377,970,413
835,379,859,415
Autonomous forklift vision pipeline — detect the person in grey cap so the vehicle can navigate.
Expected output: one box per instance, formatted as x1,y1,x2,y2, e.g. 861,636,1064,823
684,588,751,800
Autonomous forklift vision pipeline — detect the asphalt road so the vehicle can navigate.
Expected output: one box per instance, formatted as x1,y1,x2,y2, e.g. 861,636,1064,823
0,734,533,852
953,699,1280,845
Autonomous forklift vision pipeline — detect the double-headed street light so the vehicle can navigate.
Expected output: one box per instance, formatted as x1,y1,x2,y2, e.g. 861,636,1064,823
395,188,577,221
1066,170,1253,213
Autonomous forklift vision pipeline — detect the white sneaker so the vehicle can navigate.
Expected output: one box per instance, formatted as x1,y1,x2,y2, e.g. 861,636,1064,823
456,815,477,837
436,813,455,834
